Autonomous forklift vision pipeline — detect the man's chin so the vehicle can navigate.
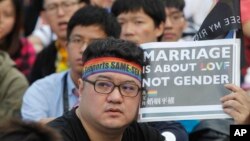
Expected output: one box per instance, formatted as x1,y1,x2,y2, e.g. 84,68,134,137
102,120,128,130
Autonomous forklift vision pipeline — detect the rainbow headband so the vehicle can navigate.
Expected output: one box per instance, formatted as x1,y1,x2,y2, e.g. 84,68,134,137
82,57,142,81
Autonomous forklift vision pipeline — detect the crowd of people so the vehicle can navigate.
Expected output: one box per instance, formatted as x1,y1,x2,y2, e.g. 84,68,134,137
1,0,250,141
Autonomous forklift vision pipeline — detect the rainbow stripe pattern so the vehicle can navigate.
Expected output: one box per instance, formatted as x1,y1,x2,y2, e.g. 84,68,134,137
82,57,142,81
147,89,158,97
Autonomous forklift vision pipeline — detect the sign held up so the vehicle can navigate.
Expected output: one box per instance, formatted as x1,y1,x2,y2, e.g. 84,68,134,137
139,39,240,122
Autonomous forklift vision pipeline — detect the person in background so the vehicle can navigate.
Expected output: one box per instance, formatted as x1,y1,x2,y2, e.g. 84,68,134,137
48,37,165,141
0,0,36,78
112,0,164,45
161,0,187,42
25,0,91,53
28,0,86,84
0,51,28,124
111,0,188,140
22,5,120,124
0,119,62,141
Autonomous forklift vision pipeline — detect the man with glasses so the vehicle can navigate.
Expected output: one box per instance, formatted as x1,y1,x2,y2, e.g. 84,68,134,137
48,37,166,141
29,0,87,84
21,5,120,124
161,0,187,42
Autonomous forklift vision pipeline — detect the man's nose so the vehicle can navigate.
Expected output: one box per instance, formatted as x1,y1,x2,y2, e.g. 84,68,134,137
122,23,135,36
57,6,66,16
106,86,123,103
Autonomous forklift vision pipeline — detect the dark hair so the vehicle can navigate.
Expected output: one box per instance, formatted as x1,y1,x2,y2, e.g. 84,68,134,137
82,37,149,81
111,0,165,27
67,5,121,40
0,0,23,56
162,0,185,12
0,119,62,141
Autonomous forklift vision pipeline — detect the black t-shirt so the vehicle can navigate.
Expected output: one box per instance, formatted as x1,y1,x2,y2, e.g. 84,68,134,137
48,108,165,141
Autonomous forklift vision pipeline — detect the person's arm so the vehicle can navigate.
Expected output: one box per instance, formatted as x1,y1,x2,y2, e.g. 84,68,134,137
220,84,250,124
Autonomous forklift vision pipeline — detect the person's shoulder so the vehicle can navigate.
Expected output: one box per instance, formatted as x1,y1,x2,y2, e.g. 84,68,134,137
26,71,67,95
32,71,67,86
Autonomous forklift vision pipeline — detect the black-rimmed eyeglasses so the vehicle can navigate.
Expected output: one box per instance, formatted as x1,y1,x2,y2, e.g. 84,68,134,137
83,78,142,97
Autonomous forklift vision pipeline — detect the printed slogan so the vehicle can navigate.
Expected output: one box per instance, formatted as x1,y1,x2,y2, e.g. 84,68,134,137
143,47,231,87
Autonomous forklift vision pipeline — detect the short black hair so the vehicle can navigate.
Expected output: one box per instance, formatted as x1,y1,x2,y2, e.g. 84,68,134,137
67,5,121,40
111,0,165,27
0,119,62,141
162,0,185,12
82,37,149,82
